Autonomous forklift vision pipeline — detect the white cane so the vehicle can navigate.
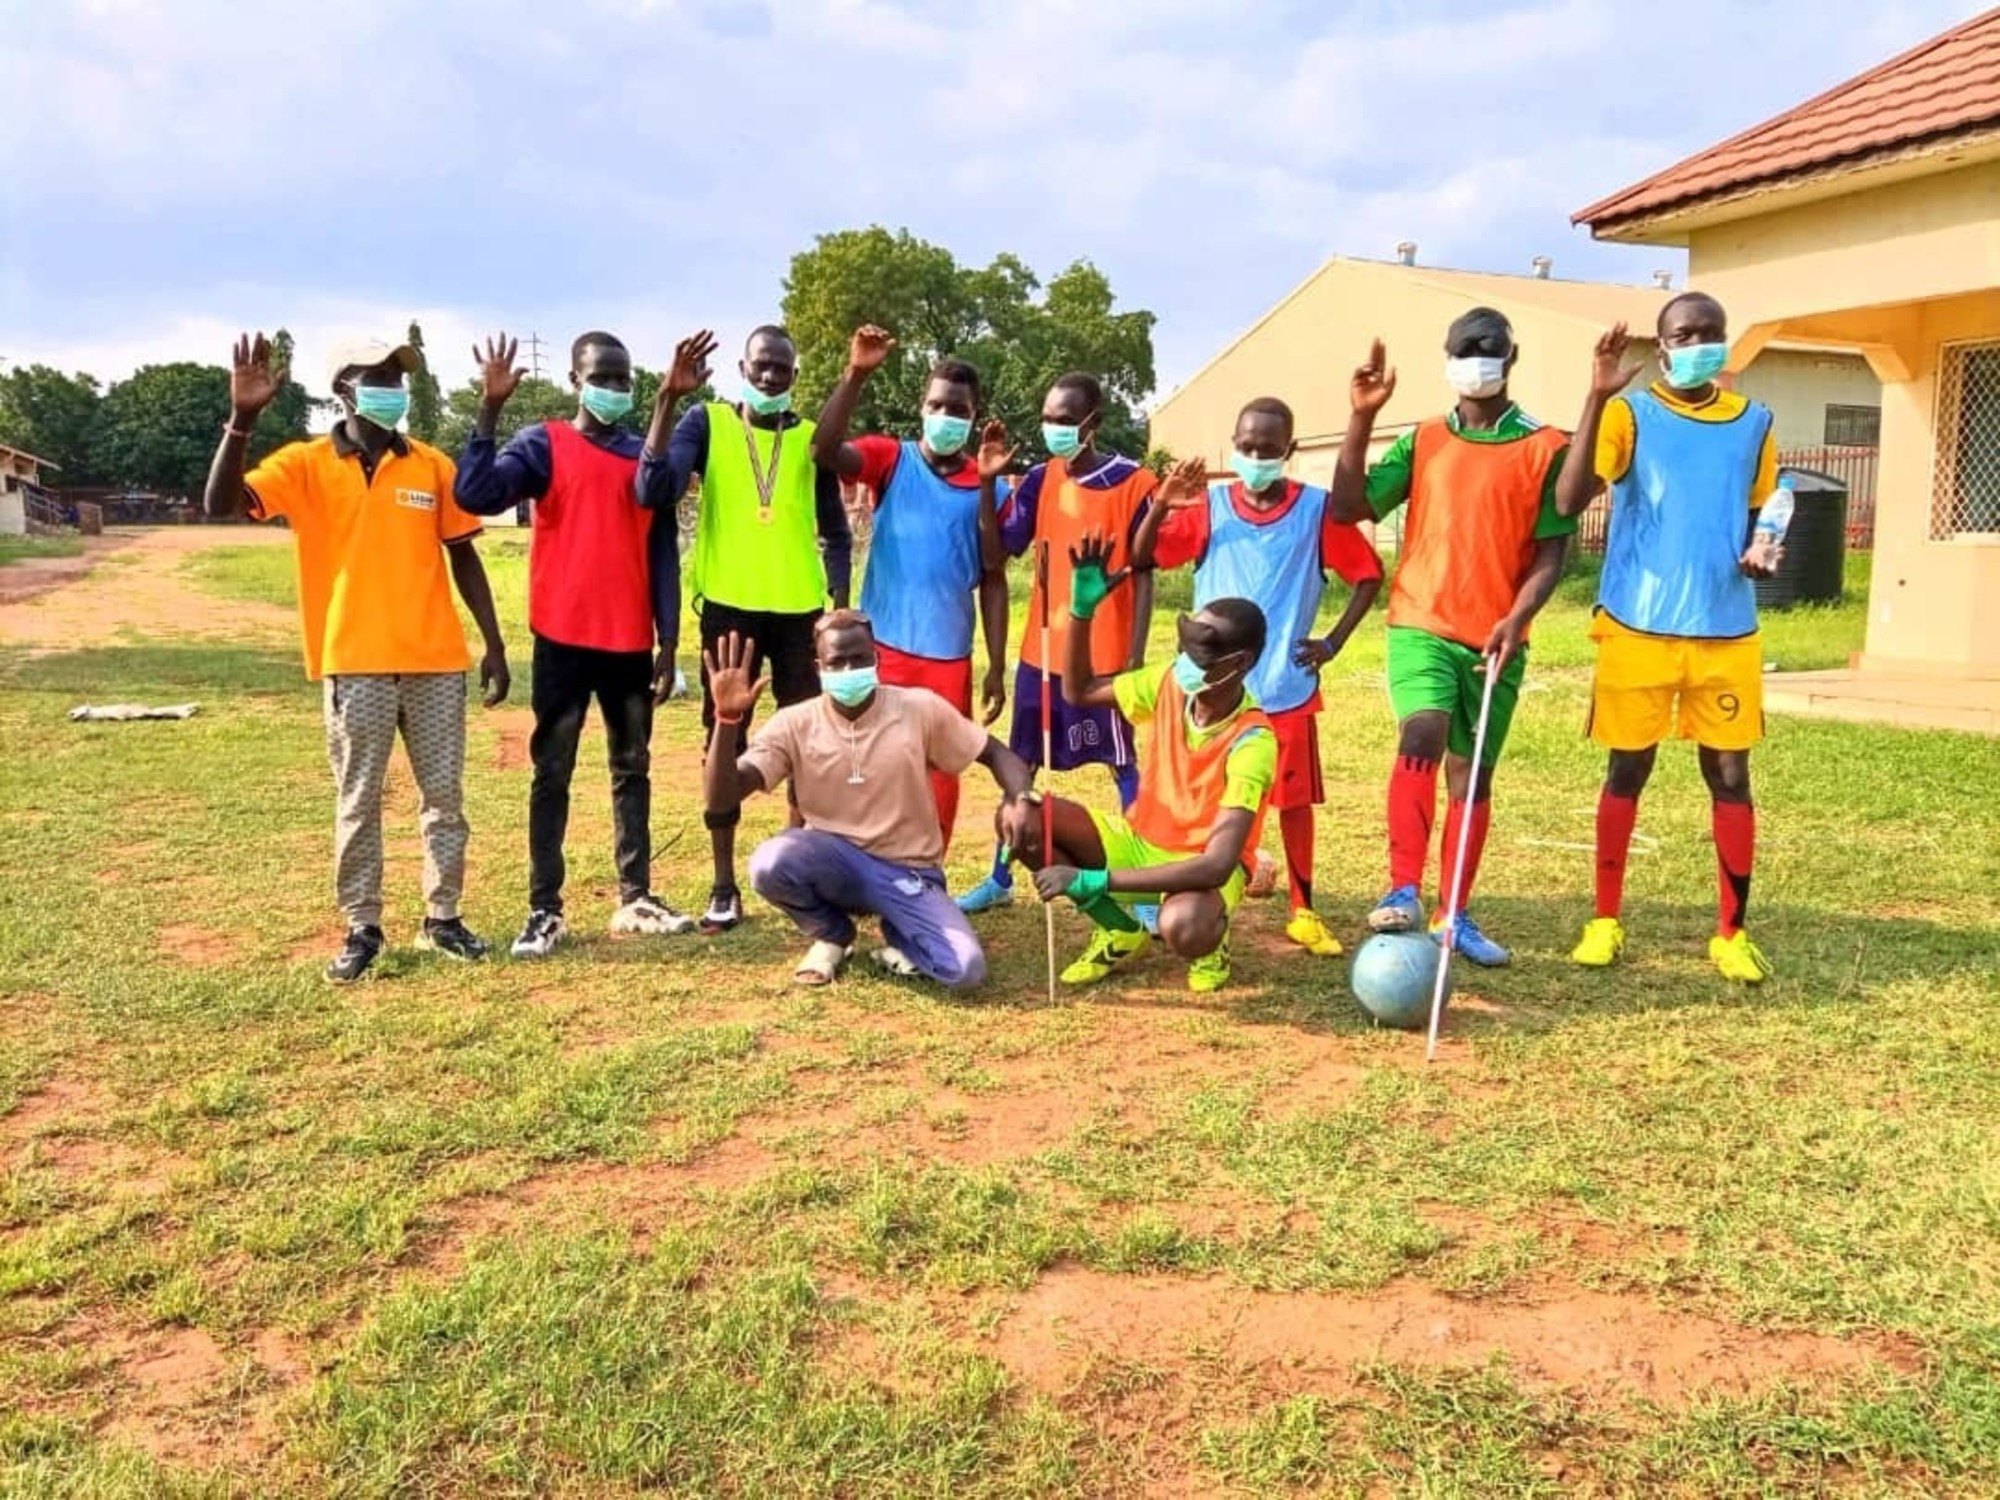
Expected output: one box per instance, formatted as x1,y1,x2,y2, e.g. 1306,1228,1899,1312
1038,540,1057,1006
1426,651,1503,1063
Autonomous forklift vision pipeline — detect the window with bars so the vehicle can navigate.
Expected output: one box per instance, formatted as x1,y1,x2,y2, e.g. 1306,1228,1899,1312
1931,340,2000,539
1823,402,1881,446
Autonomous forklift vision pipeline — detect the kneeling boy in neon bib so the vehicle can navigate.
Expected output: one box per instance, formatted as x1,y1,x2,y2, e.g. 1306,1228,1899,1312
1011,537,1276,995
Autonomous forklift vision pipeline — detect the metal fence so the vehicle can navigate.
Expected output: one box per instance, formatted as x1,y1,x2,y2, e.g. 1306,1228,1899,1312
1573,443,1880,554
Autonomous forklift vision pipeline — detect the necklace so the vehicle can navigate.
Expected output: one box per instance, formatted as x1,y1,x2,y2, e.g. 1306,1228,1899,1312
743,411,784,525
844,717,866,784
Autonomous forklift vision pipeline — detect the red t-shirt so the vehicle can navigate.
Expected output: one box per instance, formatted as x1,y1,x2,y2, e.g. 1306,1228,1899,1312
1154,480,1383,585
852,434,980,502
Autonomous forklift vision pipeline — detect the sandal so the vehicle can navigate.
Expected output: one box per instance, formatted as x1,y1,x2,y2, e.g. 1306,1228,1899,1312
792,939,851,987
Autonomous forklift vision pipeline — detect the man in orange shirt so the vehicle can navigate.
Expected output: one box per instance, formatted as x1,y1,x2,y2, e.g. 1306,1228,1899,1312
1329,311,1575,967
203,332,509,984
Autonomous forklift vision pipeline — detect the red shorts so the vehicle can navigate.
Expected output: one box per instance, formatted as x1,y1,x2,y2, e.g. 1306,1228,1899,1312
876,642,973,716
1267,705,1324,811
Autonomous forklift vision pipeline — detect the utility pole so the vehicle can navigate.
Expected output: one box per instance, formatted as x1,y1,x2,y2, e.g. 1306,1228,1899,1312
524,332,548,381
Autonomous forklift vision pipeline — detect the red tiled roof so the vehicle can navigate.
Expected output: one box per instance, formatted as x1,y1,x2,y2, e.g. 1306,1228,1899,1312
1575,6,2000,228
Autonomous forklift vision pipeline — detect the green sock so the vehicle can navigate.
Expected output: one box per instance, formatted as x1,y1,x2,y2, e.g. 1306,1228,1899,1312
1079,895,1140,933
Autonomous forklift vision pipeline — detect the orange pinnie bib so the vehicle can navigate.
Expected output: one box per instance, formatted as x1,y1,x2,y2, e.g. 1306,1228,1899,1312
1129,669,1272,873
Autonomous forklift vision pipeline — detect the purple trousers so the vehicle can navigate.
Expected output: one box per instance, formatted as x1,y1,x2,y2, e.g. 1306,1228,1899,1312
748,829,987,990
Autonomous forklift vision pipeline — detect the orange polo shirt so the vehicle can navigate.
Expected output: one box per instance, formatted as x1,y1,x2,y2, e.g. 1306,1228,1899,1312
246,425,482,680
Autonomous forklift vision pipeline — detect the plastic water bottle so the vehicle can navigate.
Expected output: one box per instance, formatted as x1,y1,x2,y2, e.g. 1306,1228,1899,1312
1756,473,1797,545
671,668,689,700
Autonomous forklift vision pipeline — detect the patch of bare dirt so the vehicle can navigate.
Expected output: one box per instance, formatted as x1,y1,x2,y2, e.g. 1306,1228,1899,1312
156,924,237,968
0,546,114,606
2,1075,106,1136
488,708,532,772
0,526,296,655
420,1135,786,1274
88,1317,311,1467
992,1264,1917,1408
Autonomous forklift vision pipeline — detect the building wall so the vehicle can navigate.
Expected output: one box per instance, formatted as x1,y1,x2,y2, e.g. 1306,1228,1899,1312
1147,263,1656,477
1689,166,2000,675
1692,160,2000,320
1851,293,2000,672
1734,348,1881,449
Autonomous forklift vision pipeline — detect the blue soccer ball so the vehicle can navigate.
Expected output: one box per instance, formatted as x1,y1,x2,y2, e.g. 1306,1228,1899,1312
1351,932,1446,1031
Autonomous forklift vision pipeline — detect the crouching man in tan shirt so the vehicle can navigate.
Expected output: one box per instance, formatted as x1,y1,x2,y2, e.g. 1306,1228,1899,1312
703,610,1037,988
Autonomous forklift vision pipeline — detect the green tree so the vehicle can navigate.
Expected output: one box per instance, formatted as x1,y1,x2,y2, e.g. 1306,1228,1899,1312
253,329,317,454
0,364,103,484
91,362,233,495
434,374,576,454
406,318,445,443
779,227,1157,458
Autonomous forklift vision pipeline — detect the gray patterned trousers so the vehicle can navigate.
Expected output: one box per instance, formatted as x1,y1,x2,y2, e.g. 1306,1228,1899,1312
323,673,469,929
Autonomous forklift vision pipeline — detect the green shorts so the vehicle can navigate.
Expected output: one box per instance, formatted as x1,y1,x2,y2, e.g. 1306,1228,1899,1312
1089,810,1248,911
1385,626,1526,766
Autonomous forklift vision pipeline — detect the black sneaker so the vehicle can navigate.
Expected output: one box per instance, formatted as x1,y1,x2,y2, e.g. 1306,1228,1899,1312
417,917,490,961
699,885,744,935
325,926,384,984
510,909,567,958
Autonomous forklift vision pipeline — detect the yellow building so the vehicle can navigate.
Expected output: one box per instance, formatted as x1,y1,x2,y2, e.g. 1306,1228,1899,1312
1146,255,1879,491
1576,6,2000,681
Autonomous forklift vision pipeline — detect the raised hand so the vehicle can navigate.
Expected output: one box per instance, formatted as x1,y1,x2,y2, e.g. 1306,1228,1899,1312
701,630,768,724
976,419,1017,481
1590,322,1638,399
475,333,525,408
229,332,287,420
1067,534,1129,620
1351,338,1397,416
664,330,719,404
1159,454,1209,510
847,324,897,376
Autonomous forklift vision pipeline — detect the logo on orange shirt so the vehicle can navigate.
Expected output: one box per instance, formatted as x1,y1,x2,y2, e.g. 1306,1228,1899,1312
394,488,437,512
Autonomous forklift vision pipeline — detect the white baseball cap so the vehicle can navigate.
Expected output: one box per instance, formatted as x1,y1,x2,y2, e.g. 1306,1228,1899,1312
324,338,419,395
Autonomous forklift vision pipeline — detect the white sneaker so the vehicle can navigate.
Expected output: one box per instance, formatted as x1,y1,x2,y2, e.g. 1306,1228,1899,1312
510,910,567,958
871,944,920,978
609,894,696,936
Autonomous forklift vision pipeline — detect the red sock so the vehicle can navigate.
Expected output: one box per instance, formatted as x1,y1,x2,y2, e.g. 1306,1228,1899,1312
1438,798,1491,914
1280,805,1315,910
1595,791,1640,919
1713,800,1755,936
1387,755,1439,890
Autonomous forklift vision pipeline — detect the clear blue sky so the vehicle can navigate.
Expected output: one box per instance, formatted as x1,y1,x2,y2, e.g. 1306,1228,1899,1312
1,0,1984,404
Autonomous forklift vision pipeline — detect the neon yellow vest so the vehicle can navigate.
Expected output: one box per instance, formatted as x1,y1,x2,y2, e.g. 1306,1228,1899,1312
692,402,828,613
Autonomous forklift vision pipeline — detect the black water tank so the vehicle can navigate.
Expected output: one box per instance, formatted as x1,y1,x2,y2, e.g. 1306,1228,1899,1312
1755,467,1847,610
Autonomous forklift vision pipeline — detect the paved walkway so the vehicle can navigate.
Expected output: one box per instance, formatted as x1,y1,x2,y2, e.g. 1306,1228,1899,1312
1764,668,2000,735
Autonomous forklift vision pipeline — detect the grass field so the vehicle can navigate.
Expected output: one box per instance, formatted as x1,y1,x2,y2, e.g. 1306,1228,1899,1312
0,535,86,568
2,532,1996,1496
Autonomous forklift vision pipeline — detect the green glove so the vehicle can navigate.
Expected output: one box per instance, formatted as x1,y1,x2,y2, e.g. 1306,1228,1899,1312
1069,559,1113,620
1065,867,1110,902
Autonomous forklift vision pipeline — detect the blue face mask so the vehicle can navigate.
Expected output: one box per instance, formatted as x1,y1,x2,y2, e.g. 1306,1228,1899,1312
1173,648,1245,699
352,386,409,430
1042,422,1083,458
579,384,634,423
1663,342,1729,390
1228,450,1286,492
821,665,878,707
742,380,793,417
923,412,973,456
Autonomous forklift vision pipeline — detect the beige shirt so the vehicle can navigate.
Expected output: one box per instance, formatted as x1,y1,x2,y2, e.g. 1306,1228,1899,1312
741,684,987,869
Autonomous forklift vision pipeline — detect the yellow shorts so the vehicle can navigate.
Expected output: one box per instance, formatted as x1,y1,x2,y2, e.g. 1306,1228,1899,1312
1587,615,1764,752
1089,810,1248,911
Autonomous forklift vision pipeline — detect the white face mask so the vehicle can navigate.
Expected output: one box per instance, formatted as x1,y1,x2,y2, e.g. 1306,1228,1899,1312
1445,355,1507,399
